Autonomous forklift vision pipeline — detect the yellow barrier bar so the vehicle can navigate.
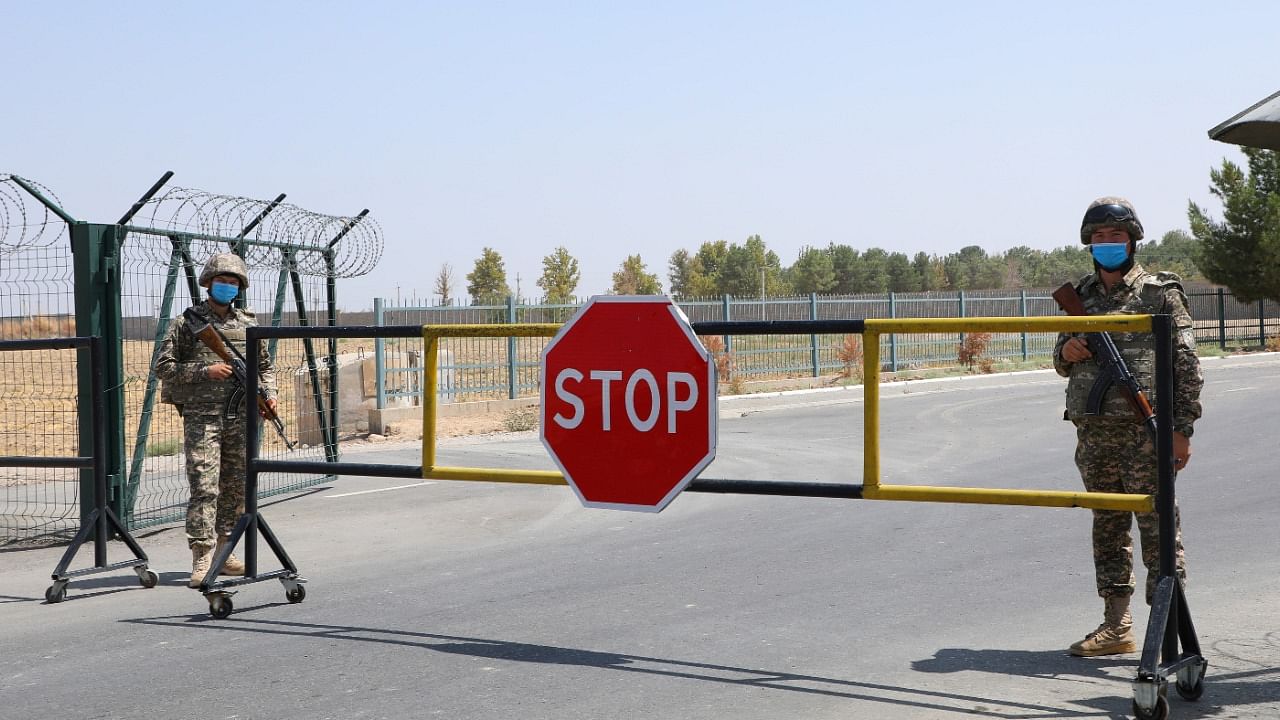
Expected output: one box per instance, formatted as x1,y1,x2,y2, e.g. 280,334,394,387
863,484,1153,512
420,323,562,480
863,331,880,489
865,315,1151,334
423,334,439,471
426,466,568,485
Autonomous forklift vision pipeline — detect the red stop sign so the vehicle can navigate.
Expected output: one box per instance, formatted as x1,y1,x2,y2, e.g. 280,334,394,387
540,296,718,512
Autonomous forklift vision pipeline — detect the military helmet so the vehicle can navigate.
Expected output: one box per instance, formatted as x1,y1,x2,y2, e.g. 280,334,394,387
1079,196,1144,245
198,252,250,289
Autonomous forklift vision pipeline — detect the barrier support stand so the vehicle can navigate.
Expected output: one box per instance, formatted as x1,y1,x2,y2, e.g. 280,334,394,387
198,328,305,619
41,337,154,602
1131,314,1206,720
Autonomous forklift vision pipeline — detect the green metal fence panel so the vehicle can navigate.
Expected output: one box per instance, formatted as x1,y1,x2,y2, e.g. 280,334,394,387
373,286,1280,409
1,173,381,545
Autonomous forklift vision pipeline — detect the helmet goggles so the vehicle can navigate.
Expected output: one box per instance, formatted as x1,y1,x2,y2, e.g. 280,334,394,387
1081,203,1138,227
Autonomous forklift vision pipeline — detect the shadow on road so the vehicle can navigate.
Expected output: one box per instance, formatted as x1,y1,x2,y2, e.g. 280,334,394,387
125,612,1127,718
915,645,1280,719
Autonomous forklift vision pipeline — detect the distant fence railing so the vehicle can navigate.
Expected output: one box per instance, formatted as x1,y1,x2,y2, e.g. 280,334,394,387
370,287,1277,406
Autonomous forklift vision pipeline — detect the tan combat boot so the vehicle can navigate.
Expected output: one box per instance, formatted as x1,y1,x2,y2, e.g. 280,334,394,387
1069,595,1137,656
188,543,213,588
215,537,246,576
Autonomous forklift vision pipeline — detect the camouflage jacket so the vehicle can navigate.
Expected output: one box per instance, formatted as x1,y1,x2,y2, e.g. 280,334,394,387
154,301,276,411
1052,264,1203,436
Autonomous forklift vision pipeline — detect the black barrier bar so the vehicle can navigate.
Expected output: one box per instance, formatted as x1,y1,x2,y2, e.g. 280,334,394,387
251,325,423,340
689,479,865,499
0,336,156,603
0,456,93,468
691,319,865,336
255,459,423,479
1133,314,1206,715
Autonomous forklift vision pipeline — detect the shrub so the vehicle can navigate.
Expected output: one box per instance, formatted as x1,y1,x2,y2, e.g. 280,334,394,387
503,405,539,432
698,335,735,382
835,334,863,379
145,438,181,457
957,332,992,370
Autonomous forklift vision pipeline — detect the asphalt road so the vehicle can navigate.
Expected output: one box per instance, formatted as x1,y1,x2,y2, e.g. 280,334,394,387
1,355,1277,720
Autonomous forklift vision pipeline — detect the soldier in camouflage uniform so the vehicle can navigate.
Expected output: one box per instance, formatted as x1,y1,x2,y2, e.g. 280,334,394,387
155,253,277,588
1053,197,1203,657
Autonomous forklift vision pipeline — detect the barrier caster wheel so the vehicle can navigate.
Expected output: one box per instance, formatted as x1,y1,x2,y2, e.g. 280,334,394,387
45,583,68,604
138,568,159,589
285,584,306,604
1133,695,1169,720
1176,660,1207,701
209,595,234,619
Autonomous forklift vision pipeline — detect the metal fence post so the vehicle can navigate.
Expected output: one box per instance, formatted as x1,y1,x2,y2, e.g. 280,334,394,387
1260,298,1267,347
70,222,127,523
1019,289,1029,361
374,297,386,410
1216,288,1226,350
809,293,819,376
507,295,518,399
722,294,733,357
888,292,898,373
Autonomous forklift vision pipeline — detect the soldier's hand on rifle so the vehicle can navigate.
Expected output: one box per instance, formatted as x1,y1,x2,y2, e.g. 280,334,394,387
1061,336,1093,363
260,397,278,419
206,362,234,381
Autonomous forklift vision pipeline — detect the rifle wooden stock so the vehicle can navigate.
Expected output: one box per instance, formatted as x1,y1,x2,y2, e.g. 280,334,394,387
1052,283,1157,438
186,313,296,449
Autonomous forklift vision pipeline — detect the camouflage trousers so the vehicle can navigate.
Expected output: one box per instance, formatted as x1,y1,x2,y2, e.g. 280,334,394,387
1075,419,1186,604
183,405,247,548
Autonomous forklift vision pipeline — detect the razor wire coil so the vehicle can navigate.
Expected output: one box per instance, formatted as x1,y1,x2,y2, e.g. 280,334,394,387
1,176,382,278
0,174,69,254
132,186,382,278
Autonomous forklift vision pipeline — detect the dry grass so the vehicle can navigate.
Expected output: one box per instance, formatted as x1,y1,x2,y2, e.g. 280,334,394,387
0,316,75,340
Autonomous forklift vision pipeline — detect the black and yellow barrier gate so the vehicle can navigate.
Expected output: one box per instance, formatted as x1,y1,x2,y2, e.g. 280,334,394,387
218,314,1200,719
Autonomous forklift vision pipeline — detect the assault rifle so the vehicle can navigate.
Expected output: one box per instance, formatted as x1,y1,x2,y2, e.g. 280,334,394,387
183,309,296,449
1052,282,1157,441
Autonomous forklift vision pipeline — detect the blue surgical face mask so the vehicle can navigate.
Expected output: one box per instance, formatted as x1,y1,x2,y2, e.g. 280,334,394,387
1090,243,1129,271
210,281,239,305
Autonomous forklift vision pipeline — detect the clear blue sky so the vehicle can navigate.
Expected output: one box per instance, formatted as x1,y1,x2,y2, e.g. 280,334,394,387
3,2,1276,309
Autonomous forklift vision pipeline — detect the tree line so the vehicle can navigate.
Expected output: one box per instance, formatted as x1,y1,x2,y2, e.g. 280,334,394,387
433,149,1279,305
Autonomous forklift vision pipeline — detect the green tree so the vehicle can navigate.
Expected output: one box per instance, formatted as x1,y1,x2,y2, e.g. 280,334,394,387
788,245,837,294
1140,229,1203,281
668,248,718,297
694,240,730,287
827,243,860,294
885,251,919,292
537,246,581,303
466,247,511,305
718,235,784,297
857,248,891,293
944,245,1004,290
612,254,662,294
912,252,938,291
1188,147,1280,302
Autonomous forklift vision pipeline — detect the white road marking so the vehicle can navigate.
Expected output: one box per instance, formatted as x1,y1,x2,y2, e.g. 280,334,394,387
324,482,434,498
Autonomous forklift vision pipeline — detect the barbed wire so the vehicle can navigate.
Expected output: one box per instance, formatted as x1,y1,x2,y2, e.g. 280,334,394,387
0,176,382,278
132,186,382,278
0,174,68,254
